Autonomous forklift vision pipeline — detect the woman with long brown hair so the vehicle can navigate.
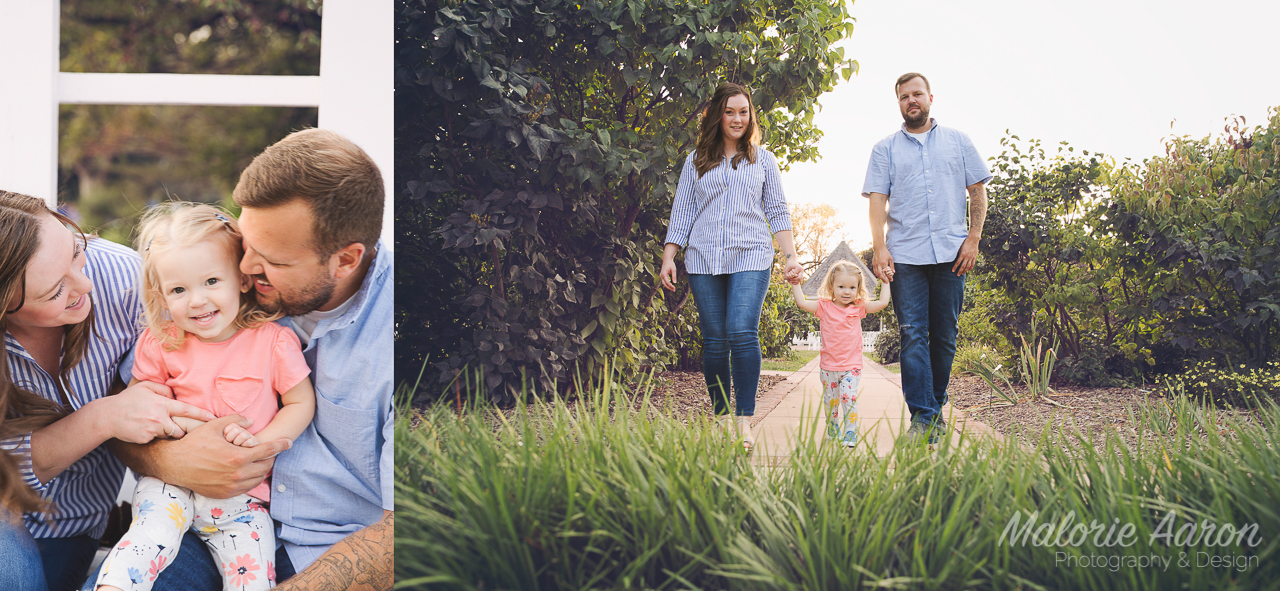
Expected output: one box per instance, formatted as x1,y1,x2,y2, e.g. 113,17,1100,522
658,83,802,450
0,191,216,591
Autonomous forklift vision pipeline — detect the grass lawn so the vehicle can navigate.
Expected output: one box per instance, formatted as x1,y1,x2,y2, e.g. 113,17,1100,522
865,351,901,373
761,349,818,372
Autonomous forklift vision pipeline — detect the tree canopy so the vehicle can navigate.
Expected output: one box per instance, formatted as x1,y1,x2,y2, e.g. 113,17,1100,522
397,0,857,402
58,0,321,243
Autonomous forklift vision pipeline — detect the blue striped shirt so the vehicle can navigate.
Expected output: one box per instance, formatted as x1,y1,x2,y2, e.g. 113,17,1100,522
664,147,792,275
2,237,142,539
860,119,993,265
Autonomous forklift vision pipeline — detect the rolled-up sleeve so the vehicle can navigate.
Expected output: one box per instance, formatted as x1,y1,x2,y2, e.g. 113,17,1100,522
761,151,792,234
663,153,699,247
961,132,993,186
2,433,49,494
861,140,892,198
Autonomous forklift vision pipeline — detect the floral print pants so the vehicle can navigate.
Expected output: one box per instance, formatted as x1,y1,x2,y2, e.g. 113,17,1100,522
96,476,275,591
820,368,861,445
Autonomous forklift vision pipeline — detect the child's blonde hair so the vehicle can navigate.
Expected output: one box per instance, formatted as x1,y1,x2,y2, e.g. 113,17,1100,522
135,202,281,351
817,260,870,303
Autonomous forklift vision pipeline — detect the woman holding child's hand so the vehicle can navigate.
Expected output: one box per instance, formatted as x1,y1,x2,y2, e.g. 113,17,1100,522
1,191,214,591
659,82,800,451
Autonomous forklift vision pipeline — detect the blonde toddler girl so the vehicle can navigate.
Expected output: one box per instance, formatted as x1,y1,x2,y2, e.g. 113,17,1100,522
96,203,316,591
790,261,890,446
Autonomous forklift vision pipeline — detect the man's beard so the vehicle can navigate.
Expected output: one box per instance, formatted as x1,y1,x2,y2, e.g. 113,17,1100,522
902,105,930,128
259,275,336,316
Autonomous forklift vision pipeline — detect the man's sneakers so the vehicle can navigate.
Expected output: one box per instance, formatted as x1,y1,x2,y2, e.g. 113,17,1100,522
904,418,947,445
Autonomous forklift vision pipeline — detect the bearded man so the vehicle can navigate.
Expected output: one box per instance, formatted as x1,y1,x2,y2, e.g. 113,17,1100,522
861,72,992,444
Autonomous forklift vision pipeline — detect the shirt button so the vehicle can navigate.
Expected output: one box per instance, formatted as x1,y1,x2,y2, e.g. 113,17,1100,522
277,484,287,492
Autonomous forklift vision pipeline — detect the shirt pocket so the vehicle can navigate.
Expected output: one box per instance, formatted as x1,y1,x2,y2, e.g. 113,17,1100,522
215,375,265,414
746,161,765,192
312,391,380,482
945,153,965,178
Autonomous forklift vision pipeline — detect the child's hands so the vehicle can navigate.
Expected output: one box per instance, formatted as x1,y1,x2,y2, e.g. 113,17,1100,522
786,271,804,286
171,416,207,437
223,422,261,448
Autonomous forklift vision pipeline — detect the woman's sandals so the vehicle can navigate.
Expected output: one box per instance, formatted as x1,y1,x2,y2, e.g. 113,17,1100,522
717,415,755,452
737,416,755,452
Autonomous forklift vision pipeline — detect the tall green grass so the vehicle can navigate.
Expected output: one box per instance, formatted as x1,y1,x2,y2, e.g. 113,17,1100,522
396,378,1280,590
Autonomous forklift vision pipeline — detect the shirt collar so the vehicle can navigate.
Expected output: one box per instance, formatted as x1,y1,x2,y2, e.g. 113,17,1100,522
289,239,390,337
899,118,938,137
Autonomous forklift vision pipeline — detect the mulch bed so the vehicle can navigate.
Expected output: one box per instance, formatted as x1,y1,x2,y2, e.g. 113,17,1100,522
421,361,1261,458
633,371,787,422
946,374,1262,456
635,370,1262,457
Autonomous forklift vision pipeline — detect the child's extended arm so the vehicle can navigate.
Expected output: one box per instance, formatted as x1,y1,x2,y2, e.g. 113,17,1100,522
863,280,892,314
223,379,316,448
791,282,819,314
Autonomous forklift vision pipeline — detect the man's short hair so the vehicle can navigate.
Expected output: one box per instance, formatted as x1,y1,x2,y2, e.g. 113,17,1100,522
233,128,384,258
894,72,931,96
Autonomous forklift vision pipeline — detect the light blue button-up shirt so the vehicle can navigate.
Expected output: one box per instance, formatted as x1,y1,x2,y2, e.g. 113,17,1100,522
861,119,992,265
270,241,393,571
119,240,393,573
665,147,792,274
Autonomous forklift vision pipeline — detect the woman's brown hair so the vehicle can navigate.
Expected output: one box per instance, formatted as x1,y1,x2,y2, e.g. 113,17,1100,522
1,191,88,514
693,82,762,177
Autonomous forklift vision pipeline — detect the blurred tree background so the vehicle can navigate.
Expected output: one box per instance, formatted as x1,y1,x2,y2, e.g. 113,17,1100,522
58,0,321,244
398,0,857,403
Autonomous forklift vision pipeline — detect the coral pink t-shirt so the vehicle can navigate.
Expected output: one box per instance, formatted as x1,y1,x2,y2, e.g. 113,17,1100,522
132,322,311,503
816,299,866,371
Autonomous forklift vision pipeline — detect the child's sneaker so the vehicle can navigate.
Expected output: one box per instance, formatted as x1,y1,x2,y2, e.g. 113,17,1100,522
841,430,857,447
826,420,840,439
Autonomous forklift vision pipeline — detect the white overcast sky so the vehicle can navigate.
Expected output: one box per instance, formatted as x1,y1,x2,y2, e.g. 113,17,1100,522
779,0,1280,253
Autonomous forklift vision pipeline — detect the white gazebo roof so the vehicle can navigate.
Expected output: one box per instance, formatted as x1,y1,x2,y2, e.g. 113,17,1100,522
801,241,879,298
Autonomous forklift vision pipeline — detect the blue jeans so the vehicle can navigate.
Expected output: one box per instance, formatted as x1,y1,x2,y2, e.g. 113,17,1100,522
1,514,49,591
890,261,965,426
36,534,98,591
687,270,770,417
80,530,297,591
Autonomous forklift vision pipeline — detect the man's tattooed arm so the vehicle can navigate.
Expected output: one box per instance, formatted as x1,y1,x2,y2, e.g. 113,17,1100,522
277,510,394,591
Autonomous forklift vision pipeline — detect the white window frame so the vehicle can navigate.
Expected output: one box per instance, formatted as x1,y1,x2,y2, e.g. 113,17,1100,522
0,1,393,247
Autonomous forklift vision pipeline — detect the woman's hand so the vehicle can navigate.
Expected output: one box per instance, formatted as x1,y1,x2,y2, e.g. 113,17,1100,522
99,381,217,444
171,416,208,436
783,260,803,284
659,243,681,291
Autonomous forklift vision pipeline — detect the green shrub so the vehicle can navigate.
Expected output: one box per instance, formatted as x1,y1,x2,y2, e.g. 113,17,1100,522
1056,344,1120,387
952,342,1000,376
1158,360,1280,408
873,327,900,364
956,283,1003,349
760,278,798,359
